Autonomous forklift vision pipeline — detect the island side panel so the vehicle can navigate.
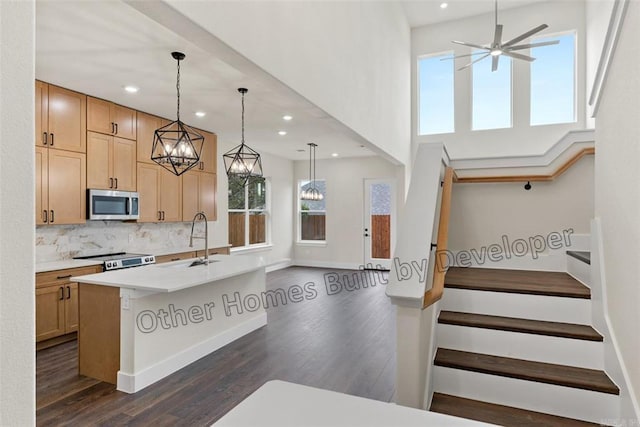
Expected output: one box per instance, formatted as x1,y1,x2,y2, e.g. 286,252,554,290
78,283,121,384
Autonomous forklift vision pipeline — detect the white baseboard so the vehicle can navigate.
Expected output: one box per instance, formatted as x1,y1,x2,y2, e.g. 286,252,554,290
293,259,363,270
266,259,293,273
117,313,267,394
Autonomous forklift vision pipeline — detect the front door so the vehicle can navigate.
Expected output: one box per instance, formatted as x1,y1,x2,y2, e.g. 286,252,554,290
363,179,396,270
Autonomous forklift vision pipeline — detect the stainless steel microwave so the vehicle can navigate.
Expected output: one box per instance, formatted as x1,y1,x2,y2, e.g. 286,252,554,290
88,189,139,220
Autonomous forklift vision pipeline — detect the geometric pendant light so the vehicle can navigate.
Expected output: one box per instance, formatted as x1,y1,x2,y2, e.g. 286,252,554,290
300,142,323,201
223,88,263,186
151,51,205,176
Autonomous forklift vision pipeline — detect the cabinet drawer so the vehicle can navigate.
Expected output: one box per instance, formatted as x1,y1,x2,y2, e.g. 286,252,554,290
155,252,196,264
36,265,102,288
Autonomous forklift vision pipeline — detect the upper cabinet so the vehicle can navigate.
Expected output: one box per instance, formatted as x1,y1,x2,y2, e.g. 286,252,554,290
35,81,87,153
86,132,136,191
199,131,217,174
137,112,170,165
183,171,217,221
87,97,137,140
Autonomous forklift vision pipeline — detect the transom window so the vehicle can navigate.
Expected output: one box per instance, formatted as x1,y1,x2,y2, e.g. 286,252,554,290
473,54,512,130
418,52,455,135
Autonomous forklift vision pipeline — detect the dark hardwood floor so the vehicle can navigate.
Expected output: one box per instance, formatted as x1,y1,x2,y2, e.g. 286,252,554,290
37,267,395,426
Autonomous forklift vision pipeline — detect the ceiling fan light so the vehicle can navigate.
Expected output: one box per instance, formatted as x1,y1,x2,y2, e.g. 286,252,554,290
490,49,502,56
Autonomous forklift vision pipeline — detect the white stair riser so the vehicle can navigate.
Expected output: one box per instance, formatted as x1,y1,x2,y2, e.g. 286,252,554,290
437,324,604,369
434,366,619,424
441,288,592,324
567,256,591,287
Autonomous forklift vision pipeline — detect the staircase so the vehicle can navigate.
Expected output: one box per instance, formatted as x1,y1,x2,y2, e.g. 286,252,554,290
429,262,619,426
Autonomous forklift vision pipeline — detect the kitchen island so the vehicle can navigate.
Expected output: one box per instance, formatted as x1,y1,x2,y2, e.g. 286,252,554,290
72,254,267,393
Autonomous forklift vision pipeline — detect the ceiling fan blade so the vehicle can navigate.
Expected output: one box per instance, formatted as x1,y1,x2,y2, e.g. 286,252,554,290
440,51,489,61
502,51,535,62
452,40,490,51
493,24,503,47
457,53,490,71
505,40,560,51
492,55,499,72
503,24,548,47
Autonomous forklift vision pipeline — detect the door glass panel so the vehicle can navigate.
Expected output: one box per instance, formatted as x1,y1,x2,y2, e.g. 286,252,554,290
370,183,391,259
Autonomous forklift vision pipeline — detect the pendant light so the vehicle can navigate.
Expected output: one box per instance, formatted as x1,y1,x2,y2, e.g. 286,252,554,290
151,51,204,176
301,143,323,201
223,88,263,186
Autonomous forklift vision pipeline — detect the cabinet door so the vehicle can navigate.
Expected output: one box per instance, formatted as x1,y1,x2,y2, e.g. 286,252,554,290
113,105,137,140
47,85,86,153
87,97,112,135
200,172,217,220
65,283,79,333
35,81,48,147
159,167,182,222
137,163,160,222
137,112,163,164
87,132,113,190
36,285,65,342
48,150,86,225
182,171,199,221
35,147,49,225
200,131,217,173
112,137,136,191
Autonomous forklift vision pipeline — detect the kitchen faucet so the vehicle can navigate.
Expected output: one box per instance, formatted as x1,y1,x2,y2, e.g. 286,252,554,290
189,212,209,266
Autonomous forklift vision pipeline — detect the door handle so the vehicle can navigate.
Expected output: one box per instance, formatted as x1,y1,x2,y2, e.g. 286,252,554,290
59,287,64,301
158,211,162,221
67,286,71,299
43,132,48,146
161,211,165,221
114,178,118,189
109,177,113,188
115,123,118,135
49,133,54,146
50,210,54,223
111,122,115,134
43,210,48,223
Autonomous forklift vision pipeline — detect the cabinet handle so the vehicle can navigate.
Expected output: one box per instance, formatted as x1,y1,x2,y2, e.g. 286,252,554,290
50,133,54,146
171,258,180,262
67,286,71,299
43,210,48,223
43,132,48,146
158,211,162,221
115,123,118,135
59,287,64,301
50,210,54,223
111,122,114,134
115,178,118,189
109,177,113,188
56,274,72,280
161,211,165,221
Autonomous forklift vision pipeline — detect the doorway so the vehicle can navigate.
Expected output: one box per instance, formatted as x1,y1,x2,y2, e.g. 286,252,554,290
363,179,396,270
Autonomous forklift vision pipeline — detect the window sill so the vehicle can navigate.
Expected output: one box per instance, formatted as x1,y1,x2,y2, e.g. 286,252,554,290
296,241,327,247
230,244,273,254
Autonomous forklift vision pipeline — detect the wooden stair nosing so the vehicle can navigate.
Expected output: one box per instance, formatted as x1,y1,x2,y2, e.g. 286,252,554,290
430,392,606,427
434,348,619,395
444,267,591,299
438,311,603,342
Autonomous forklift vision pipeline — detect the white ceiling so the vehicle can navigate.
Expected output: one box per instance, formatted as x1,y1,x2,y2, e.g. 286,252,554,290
401,0,549,28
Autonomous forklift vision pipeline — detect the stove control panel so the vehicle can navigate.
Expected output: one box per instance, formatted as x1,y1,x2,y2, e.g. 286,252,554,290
104,255,156,271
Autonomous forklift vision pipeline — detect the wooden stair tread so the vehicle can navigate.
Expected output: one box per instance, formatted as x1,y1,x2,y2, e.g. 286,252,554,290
438,311,603,341
434,348,619,395
567,251,591,265
430,393,604,427
444,267,591,299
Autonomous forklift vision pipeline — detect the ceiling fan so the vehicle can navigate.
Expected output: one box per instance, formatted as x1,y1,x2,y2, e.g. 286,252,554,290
444,0,559,72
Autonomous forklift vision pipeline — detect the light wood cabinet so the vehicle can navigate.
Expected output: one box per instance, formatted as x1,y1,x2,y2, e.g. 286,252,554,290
198,131,217,174
35,81,86,153
37,147,86,225
137,112,170,165
36,266,100,343
87,97,137,140
87,131,136,191
183,171,217,221
137,163,182,222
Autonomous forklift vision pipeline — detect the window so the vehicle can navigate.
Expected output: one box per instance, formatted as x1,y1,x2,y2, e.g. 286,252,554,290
530,33,576,126
473,54,512,130
298,180,326,242
228,176,268,248
418,53,455,135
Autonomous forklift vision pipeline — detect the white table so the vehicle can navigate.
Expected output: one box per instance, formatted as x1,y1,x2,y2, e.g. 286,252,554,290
214,381,494,426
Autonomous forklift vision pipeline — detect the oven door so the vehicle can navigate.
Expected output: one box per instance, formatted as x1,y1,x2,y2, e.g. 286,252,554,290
89,190,138,220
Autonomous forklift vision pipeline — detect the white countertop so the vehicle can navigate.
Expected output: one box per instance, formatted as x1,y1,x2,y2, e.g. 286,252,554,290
35,259,103,273
71,254,266,293
213,381,493,427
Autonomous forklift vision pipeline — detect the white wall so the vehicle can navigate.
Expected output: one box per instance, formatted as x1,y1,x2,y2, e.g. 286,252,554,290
585,0,615,125
449,156,594,270
164,0,412,167
0,0,36,425
594,0,640,419
412,0,587,160
293,156,404,268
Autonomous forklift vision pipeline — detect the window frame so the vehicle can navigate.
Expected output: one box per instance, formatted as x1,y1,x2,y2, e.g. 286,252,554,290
297,179,327,245
471,50,514,131
417,50,456,136
228,176,271,250
529,30,578,127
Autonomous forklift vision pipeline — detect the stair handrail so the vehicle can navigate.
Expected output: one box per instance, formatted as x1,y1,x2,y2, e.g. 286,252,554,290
423,166,454,309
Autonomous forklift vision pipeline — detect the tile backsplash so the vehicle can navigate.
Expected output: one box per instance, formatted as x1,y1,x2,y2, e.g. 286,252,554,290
36,221,198,262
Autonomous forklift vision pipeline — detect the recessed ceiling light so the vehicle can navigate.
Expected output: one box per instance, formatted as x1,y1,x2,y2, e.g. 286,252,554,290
195,111,206,117
278,131,287,136
440,2,448,9
331,153,339,157
124,85,139,93
296,149,305,152
283,115,293,121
